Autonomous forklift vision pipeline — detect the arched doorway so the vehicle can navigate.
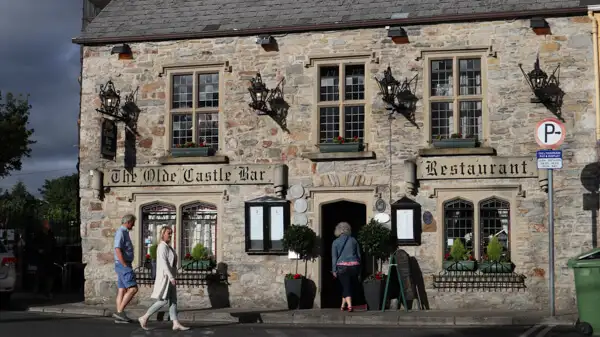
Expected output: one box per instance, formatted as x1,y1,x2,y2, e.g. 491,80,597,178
320,200,369,308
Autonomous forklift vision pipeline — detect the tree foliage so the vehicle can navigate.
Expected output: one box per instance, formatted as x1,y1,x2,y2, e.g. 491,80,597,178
38,173,79,221
0,181,40,228
0,92,36,178
357,218,393,262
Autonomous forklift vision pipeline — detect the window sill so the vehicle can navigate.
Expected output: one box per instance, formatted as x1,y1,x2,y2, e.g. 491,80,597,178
303,151,376,162
245,251,288,256
159,155,229,165
419,147,496,157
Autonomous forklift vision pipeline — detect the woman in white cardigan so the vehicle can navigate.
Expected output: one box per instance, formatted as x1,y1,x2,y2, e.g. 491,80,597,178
138,227,189,331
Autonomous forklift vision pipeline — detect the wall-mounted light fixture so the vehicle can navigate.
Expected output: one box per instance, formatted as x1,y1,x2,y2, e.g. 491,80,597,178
96,80,141,133
110,44,133,59
248,73,290,132
530,17,551,35
256,35,275,45
388,27,409,44
375,66,419,123
518,55,564,119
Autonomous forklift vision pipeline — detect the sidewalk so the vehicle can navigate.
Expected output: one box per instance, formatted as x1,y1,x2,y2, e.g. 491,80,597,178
26,302,578,327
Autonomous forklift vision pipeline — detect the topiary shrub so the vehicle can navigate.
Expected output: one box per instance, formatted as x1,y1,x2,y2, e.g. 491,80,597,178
191,243,210,261
149,243,158,261
282,224,317,276
357,218,393,274
486,236,503,262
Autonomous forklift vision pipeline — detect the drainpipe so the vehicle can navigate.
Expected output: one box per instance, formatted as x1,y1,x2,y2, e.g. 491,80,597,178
589,9,600,149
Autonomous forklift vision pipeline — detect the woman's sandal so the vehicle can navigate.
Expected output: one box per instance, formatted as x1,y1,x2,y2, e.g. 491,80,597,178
347,306,353,312
340,305,347,311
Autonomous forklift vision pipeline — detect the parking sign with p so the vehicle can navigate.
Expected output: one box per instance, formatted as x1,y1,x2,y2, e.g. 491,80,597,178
535,118,566,149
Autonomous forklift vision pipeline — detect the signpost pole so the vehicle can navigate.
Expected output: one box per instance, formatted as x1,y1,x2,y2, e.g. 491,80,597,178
548,168,555,317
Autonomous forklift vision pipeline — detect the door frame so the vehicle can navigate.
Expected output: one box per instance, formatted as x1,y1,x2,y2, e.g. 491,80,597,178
308,187,375,308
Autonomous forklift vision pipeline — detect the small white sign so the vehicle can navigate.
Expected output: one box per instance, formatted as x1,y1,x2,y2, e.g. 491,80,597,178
396,209,414,240
537,158,563,169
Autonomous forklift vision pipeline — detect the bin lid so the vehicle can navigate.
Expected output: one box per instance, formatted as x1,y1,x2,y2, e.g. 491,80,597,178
567,247,600,268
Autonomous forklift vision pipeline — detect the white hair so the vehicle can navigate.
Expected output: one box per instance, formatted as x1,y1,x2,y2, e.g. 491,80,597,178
334,222,352,237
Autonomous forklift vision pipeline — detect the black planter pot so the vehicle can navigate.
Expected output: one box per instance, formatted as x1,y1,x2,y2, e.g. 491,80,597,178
284,278,304,310
363,279,384,311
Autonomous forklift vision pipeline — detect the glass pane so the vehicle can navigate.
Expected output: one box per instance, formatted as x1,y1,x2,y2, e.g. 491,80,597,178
343,105,365,140
249,206,264,250
459,101,482,140
269,206,285,251
430,59,453,96
197,112,219,150
172,74,193,109
459,59,482,95
443,199,474,255
181,203,218,260
431,102,453,139
171,114,193,147
198,73,219,108
480,198,510,259
319,66,339,101
344,64,365,100
141,203,177,257
319,107,340,143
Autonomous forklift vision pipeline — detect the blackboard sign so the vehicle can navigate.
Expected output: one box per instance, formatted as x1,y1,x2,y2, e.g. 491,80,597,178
101,118,117,160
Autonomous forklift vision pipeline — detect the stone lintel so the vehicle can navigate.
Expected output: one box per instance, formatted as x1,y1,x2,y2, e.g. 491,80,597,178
302,151,376,162
158,155,229,165
418,147,496,157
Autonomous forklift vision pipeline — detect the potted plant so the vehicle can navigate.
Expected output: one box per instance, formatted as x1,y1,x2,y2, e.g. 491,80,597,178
432,133,478,148
182,243,215,270
147,243,158,279
442,239,476,271
479,236,514,273
357,219,393,311
282,224,317,310
318,135,364,153
171,140,216,157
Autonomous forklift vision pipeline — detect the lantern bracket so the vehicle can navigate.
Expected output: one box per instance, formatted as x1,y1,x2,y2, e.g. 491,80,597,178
518,56,564,121
95,80,141,134
248,73,290,133
375,67,419,127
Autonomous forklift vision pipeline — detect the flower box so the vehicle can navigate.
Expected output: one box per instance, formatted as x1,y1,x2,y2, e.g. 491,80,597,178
479,261,514,274
318,143,363,153
182,259,213,271
443,260,477,271
171,147,215,157
432,139,477,148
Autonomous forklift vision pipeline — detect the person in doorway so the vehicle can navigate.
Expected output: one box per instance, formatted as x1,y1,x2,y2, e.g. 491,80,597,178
331,221,361,312
33,220,56,299
113,214,139,323
138,227,189,331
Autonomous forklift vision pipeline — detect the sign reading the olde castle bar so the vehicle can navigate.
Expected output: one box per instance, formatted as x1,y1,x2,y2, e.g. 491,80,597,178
417,156,537,180
104,165,274,187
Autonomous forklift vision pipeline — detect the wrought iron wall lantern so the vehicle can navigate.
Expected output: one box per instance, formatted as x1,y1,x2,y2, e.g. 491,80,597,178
518,56,564,119
375,66,419,124
248,73,290,132
96,80,141,133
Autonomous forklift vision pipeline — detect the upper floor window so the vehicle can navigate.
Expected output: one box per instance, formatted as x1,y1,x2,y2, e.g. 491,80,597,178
425,54,486,144
317,64,366,144
170,72,220,150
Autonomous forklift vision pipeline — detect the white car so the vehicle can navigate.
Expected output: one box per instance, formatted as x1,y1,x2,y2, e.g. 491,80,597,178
0,241,16,302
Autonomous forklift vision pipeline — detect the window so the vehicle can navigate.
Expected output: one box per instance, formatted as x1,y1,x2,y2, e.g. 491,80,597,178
141,203,177,257
426,54,485,142
442,197,511,260
244,202,290,254
170,71,220,150
317,64,366,143
181,202,217,259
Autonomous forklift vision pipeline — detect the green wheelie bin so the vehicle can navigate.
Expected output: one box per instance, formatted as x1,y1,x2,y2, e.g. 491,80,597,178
568,248,600,336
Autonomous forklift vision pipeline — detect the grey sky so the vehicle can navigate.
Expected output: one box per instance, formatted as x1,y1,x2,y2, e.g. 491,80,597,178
0,1,81,195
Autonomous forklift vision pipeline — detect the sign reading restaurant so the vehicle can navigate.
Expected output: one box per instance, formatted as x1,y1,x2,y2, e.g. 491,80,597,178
417,156,537,180
104,164,274,187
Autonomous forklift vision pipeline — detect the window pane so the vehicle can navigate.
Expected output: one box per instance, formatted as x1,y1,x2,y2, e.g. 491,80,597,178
141,203,177,258
459,101,482,140
480,198,510,259
431,102,453,139
343,105,365,140
249,206,264,250
319,66,339,101
319,107,340,143
182,203,217,260
270,206,285,250
344,64,365,100
172,74,193,109
459,59,482,95
198,73,219,108
443,199,474,255
197,112,219,150
430,59,453,96
172,114,193,147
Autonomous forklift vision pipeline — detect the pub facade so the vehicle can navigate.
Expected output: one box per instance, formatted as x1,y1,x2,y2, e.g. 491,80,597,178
75,0,598,311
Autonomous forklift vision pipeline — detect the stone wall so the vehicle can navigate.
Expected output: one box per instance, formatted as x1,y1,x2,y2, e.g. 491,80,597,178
79,16,598,311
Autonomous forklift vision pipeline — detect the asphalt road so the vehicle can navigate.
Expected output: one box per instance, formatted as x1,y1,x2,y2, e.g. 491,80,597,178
0,312,584,337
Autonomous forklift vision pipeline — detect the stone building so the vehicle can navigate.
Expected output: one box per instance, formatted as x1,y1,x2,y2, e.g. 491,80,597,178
74,0,599,311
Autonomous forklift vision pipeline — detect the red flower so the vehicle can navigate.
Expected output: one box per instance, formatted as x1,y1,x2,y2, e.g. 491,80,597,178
444,253,450,260
185,253,191,259
468,255,475,261
293,273,301,279
374,272,383,280
145,254,151,260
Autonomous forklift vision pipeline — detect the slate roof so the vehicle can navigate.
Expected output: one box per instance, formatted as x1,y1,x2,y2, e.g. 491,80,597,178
74,0,585,44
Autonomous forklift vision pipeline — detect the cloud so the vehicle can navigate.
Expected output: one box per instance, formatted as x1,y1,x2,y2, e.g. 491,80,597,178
0,0,81,195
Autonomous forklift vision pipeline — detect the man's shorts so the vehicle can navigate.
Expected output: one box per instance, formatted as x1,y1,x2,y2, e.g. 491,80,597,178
115,262,137,289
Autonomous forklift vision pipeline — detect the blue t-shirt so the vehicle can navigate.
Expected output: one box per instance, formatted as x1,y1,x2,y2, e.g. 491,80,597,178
114,226,134,263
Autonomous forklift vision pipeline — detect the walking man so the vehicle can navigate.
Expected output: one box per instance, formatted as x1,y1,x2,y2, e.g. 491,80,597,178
113,214,138,323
